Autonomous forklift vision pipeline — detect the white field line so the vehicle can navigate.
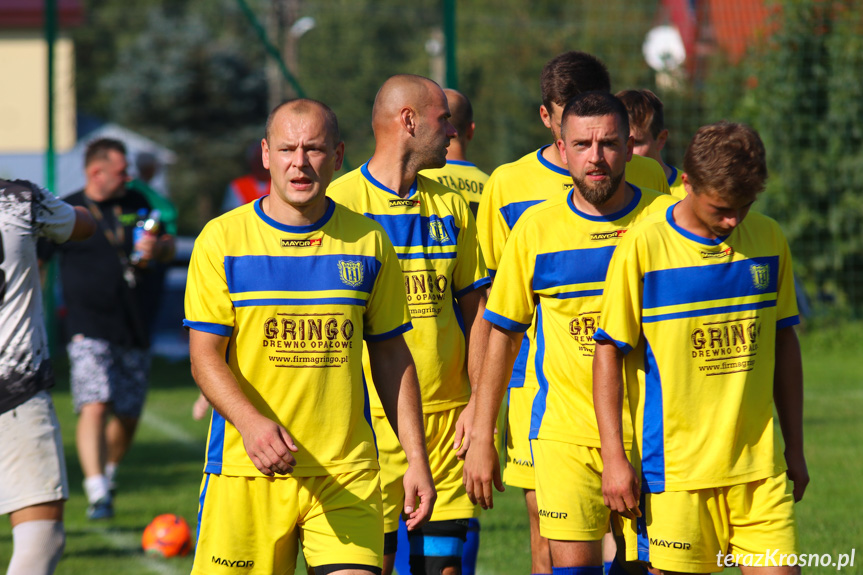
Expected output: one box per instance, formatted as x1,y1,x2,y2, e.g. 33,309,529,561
75,526,186,575
140,410,204,452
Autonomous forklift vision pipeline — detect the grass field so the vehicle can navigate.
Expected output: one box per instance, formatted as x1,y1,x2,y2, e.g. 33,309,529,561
0,324,860,574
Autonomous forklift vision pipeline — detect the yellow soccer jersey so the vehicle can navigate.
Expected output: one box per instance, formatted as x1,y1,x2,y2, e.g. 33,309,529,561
595,205,799,493
485,186,677,448
667,164,686,199
184,198,411,478
328,163,490,414
421,160,489,216
478,146,670,390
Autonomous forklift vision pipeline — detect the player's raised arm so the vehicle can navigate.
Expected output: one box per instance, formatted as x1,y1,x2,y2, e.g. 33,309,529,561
464,324,522,509
368,335,436,530
188,330,297,476
774,326,808,502
593,340,641,519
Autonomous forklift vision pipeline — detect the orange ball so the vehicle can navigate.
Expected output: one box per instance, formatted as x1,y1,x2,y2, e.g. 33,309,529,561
142,513,192,557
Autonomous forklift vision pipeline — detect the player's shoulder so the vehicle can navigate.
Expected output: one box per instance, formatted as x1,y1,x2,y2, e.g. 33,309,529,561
488,149,541,181
639,186,679,209
327,167,364,197
418,174,472,215
740,209,785,240
331,200,387,236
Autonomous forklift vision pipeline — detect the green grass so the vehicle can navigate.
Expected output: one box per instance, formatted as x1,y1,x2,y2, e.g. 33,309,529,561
0,325,860,573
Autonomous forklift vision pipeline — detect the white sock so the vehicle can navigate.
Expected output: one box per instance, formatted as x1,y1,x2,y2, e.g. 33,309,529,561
83,475,110,504
105,462,118,487
8,519,65,575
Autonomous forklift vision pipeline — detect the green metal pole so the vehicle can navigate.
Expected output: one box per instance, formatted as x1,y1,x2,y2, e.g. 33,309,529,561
443,0,457,89
45,0,56,190
44,0,58,356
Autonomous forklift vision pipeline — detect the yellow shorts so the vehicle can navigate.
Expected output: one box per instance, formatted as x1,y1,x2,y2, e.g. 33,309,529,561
191,469,383,574
532,439,609,541
503,386,537,490
626,472,798,573
373,406,479,534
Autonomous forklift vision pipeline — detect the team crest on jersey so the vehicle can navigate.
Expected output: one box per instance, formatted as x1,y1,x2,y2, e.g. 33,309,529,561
389,198,421,208
281,238,322,248
338,260,364,287
590,230,627,241
429,220,450,243
750,263,770,290
701,247,734,259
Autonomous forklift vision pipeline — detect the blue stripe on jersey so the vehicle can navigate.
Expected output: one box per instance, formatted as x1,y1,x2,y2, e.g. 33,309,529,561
361,371,377,459
195,473,211,554
534,247,616,291
593,328,633,355
446,160,476,167
453,291,466,335
183,320,232,337
499,200,544,231
398,251,456,260
643,300,776,323
777,315,801,330
234,297,368,308
529,306,549,441
362,161,419,198
205,411,226,475
484,309,531,333
362,213,460,252
365,321,412,343
643,256,780,310
409,534,464,557
225,254,381,294
636,493,650,563
641,342,665,493
555,288,604,300
455,276,491,298
508,336,530,389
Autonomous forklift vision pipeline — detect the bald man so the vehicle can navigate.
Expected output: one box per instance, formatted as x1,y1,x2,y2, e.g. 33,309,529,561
329,75,491,575
421,89,489,216
186,99,434,575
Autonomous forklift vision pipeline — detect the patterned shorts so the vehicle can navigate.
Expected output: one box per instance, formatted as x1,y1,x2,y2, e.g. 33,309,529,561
67,336,151,417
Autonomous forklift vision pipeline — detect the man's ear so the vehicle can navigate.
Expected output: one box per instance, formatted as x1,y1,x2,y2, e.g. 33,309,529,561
401,107,418,136
539,105,552,130
656,129,669,152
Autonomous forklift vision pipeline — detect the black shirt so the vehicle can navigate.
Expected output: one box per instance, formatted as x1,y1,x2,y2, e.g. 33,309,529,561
40,188,161,348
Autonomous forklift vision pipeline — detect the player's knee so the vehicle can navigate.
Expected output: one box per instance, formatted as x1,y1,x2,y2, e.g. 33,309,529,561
8,519,65,575
407,519,468,575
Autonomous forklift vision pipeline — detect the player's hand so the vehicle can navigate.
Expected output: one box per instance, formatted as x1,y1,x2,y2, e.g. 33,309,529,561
237,412,298,476
601,453,641,519
463,437,504,509
403,460,436,531
785,449,809,502
453,398,476,459
192,393,211,421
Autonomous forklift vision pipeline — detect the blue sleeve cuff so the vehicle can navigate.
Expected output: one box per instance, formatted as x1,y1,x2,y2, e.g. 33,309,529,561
488,268,497,278
483,309,530,333
776,315,801,330
593,328,633,355
183,320,233,337
365,321,413,343
455,276,492,298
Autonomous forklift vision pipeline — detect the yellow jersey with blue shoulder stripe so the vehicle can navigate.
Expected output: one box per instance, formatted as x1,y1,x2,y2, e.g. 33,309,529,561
184,197,411,477
595,205,799,492
328,163,490,414
485,186,676,448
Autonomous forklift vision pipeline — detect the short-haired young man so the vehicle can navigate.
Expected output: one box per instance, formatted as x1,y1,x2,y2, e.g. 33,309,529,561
465,91,676,575
471,50,671,575
594,121,808,574
615,89,685,198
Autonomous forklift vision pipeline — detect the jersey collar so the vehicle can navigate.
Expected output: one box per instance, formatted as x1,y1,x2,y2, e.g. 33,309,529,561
567,183,642,222
536,145,571,177
361,161,419,198
665,203,729,245
253,195,335,234
445,160,476,167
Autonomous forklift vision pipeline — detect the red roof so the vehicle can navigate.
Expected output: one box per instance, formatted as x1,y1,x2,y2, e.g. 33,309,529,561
0,0,84,29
